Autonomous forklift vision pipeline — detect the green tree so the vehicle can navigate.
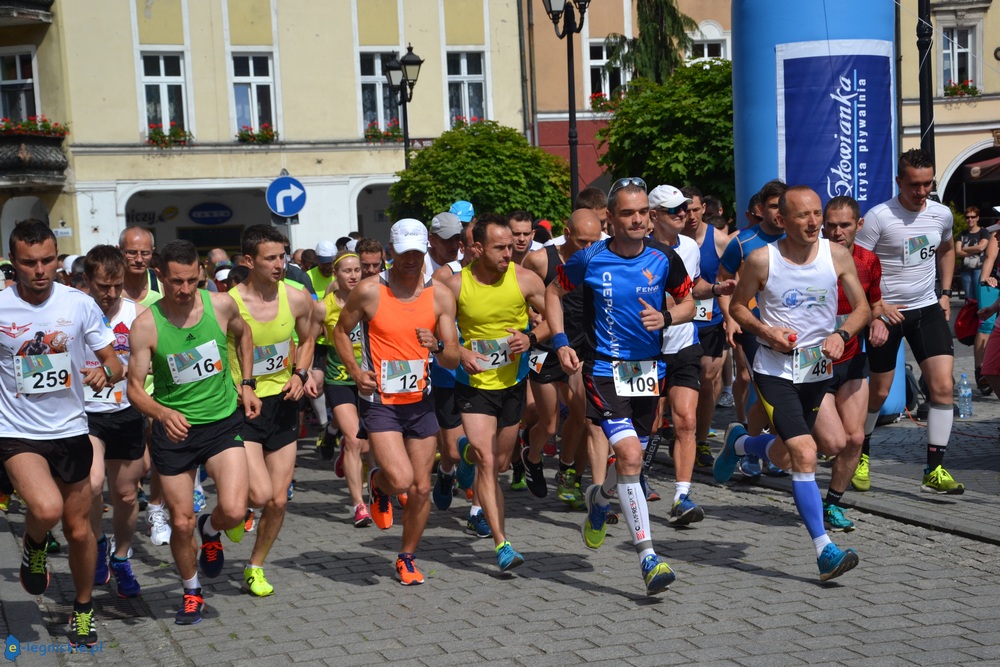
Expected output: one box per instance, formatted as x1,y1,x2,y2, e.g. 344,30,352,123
389,120,571,225
598,59,734,209
603,0,696,86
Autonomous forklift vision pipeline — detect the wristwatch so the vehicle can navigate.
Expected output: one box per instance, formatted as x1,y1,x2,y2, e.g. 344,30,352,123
102,365,114,381
878,314,891,325
834,329,850,343
435,340,445,354
240,378,257,390
294,369,309,384
526,331,538,347
941,289,953,297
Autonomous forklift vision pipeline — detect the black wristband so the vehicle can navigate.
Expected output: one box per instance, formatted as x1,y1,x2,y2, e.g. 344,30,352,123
660,309,673,328
941,289,953,297
711,283,719,297
527,331,537,347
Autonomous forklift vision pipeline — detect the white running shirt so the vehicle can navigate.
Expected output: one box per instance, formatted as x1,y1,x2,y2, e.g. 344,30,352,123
662,235,700,354
0,283,115,438
854,197,952,310
85,298,138,414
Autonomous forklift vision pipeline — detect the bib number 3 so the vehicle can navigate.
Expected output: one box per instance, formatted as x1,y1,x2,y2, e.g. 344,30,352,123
613,359,658,397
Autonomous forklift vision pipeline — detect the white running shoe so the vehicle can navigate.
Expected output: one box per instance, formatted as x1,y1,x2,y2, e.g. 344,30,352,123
146,507,171,546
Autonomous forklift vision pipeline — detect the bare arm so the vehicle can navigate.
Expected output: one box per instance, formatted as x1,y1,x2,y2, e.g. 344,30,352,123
825,243,872,360
981,233,998,288
729,248,797,352
126,310,192,442
936,236,955,320
282,286,318,400
212,292,261,419
545,279,580,374
425,280,461,370
332,279,377,395
506,266,549,353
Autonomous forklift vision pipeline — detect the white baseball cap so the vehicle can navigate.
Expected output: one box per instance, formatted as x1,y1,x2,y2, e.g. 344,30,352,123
389,218,428,254
648,185,692,210
62,255,81,274
315,240,336,263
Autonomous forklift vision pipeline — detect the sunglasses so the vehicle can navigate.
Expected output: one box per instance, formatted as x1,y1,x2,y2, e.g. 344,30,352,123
609,177,647,197
746,210,764,223
656,203,689,215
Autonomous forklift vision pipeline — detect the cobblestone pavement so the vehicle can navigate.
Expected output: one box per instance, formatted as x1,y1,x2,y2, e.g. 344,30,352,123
2,323,998,666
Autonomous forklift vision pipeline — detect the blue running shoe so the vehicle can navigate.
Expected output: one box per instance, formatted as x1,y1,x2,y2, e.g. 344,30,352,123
764,458,789,477
193,489,207,514
714,423,746,483
668,494,705,526
110,557,141,598
582,484,607,549
94,536,109,585
495,541,524,572
641,554,675,595
466,511,492,538
817,543,859,581
823,503,856,532
433,468,455,511
738,455,762,480
455,437,475,490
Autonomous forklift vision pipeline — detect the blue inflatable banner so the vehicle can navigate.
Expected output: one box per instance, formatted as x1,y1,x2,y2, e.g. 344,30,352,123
776,40,896,216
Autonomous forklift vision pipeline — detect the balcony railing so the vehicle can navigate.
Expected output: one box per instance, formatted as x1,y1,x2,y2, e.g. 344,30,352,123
0,0,54,27
0,134,67,187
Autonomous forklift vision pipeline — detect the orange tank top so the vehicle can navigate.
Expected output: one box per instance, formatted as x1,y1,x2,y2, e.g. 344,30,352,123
360,272,437,405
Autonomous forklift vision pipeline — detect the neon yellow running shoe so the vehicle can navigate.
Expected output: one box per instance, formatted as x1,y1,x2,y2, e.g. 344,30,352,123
921,465,964,495
851,453,871,492
224,520,245,544
244,566,274,597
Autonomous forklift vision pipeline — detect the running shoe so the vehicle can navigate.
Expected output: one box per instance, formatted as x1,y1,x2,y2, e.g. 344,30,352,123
716,392,735,408
823,503,855,532
287,480,295,500
694,442,714,468
641,554,676,595
353,502,372,528
495,541,524,572
110,557,141,598
521,448,547,498
136,486,148,512
510,457,527,491
455,437,475,490
738,456,762,480
20,535,49,595
921,465,965,495
0,491,10,513
395,553,425,585
244,566,274,597
714,422,746,483
851,453,871,492
543,436,558,458
467,511,492,538
977,371,993,396
367,467,393,529
44,531,60,554
817,543,859,581
668,494,705,526
605,509,619,524
197,514,225,578
244,509,256,533
397,492,408,509
175,588,204,625
146,507,172,546
433,467,455,511
108,536,133,560
639,470,660,501
94,536,110,585
224,517,245,544
556,468,577,503
193,489,207,514
68,608,98,648
582,484,607,549
764,459,789,477
334,441,346,478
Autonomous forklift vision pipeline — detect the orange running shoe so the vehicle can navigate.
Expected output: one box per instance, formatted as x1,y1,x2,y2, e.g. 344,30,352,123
395,553,425,585
397,492,408,509
367,468,393,530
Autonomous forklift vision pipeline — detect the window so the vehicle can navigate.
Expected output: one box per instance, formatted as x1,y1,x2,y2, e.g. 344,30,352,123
942,26,973,88
690,41,724,60
687,21,730,62
232,54,274,131
142,53,188,131
589,41,624,97
360,52,399,131
447,52,485,126
0,50,36,121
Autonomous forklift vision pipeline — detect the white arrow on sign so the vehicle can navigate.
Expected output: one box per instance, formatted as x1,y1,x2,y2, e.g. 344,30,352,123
275,183,304,214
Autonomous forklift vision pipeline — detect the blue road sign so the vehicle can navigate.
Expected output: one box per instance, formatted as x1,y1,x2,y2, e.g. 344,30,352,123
266,176,307,217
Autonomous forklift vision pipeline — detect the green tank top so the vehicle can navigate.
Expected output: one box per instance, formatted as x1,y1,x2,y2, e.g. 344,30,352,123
151,290,237,424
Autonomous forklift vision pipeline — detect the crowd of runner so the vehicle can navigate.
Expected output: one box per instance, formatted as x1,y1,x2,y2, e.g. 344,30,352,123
0,147,968,647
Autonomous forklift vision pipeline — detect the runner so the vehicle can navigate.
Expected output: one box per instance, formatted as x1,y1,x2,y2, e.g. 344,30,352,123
332,219,461,585
854,149,963,494
0,220,124,647
546,178,695,595
446,213,548,571
83,246,147,600
229,225,318,597
718,186,869,580
127,239,261,624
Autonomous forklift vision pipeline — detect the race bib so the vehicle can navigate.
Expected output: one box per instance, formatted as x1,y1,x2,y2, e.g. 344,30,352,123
693,298,714,322
252,340,291,376
902,232,941,267
612,359,658,397
381,359,425,394
528,349,548,374
472,337,515,371
348,325,363,345
792,345,832,384
167,340,223,386
15,352,72,394
87,380,126,404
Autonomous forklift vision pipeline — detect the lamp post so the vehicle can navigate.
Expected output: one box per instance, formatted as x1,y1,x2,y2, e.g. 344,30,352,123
916,0,935,166
542,0,591,204
384,44,424,169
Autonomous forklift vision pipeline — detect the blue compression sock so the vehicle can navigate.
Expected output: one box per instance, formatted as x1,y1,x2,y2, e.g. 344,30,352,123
791,472,826,540
740,434,776,459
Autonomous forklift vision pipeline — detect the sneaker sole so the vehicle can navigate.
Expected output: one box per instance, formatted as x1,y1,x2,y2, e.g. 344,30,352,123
499,555,524,572
921,484,965,495
354,517,373,528
714,423,744,483
581,484,606,550
19,571,49,596
245,585,275,597
670,506,705,526
645,568,676,595
819,550,859,581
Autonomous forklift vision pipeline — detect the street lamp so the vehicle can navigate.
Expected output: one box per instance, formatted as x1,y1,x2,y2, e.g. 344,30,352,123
542,0,590,203
384,44,424,169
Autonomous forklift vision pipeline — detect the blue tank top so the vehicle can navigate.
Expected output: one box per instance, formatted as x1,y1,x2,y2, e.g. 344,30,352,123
697,225,724,329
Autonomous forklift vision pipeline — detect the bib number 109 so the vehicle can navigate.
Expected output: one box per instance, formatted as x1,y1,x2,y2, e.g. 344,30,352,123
613,359,658,397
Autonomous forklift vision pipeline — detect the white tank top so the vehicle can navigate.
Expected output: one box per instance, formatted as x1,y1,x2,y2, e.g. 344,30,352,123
753,239,838,381
85,298,138,414
661,235,699,355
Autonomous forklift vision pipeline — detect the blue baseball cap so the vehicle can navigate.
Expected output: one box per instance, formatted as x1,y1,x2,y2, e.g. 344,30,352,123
449,200,475,223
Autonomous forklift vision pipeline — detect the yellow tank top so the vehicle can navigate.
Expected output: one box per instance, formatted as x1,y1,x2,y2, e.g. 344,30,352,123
228,282,294,398
457,261,529,390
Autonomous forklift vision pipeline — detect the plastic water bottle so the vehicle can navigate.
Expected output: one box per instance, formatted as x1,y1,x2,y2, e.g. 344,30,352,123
957,374,973,419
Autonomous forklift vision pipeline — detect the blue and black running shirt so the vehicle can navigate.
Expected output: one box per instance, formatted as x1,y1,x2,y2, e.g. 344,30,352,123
556,238,693,377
